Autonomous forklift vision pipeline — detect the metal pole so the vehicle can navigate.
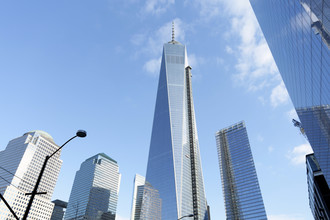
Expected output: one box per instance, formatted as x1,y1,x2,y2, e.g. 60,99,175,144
22,135,78,220
22,155,50,220
0,193,19,220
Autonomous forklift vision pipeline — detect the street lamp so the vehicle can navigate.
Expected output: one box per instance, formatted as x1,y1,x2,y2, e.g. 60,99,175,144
22,130,87,220
178,214,194,220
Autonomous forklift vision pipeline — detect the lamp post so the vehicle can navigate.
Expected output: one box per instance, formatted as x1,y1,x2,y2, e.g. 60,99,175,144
22,130,87,220
178,214,194,220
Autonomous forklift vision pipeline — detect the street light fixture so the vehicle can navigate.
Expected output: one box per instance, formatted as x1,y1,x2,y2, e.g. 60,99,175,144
178,214,194,220
22,130,87,220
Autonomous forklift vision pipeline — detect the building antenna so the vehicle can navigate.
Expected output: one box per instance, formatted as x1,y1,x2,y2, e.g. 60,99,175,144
172,21,175,41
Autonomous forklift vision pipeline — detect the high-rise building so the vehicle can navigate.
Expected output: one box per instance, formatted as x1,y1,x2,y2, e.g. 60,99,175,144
64,153,121,220
143,24,208,220
249,0,330,188
0,130,63,219
130,174,145,220
306,154,330,219
51,199,68,220
215,121,267,219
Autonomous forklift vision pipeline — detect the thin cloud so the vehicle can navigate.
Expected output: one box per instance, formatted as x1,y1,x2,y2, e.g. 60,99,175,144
132,19,186,77
287,108,299,121
270,82,290,107
142,0,175,15
188,54,204,68
194,0,288,107
268,146,274,153
143,57,161,77
286,143,313,165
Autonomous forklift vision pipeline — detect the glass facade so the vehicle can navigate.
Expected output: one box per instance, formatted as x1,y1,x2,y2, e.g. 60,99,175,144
249,0,330,187
51,199,68,220
306,154,330,219
215,121,267,220
130,174,145,220
0,131,62,220
64,153,121,220
144,37,208,220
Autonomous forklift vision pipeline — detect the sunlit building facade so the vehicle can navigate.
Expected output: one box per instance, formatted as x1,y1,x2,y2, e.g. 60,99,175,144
249,0,330,188
306,154,330,219
0,131,62,219
64,153,121,220
143,28,208,219
130,174,145,220
215,121,267,219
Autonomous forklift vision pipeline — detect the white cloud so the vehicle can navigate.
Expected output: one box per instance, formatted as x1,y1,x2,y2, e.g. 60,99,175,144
286,143,313,165
268,214,306,220
256,134,264,142
133,18,185,57
143,0,175,15
216,57,224,65
132,18,186,77
143,57,161,77
268,146,274,153
287,108,299,121
194,0,290,107
188,54,204,68
270,82,289,107
225,46,234,54
258,96,267,105
131,33,146,46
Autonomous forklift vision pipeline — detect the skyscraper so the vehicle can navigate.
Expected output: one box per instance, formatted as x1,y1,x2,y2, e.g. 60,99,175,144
0,130,62,219
130,174,145,220
51,199,68,220
64,153,121,220
306,154,330,219
249,0,330,188
143,24,208,220
215,121,267,219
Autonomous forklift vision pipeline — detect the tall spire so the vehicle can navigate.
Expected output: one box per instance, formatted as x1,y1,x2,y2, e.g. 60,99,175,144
172,21,175,41
169,21,180,44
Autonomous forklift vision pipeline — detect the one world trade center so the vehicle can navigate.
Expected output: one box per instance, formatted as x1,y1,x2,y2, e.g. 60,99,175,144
142,24,209,220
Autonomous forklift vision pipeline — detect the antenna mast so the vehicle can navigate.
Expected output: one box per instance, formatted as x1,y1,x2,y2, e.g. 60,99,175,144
172,21,175,41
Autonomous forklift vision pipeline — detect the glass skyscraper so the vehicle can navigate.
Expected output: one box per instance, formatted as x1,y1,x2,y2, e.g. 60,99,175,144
143,28,208,220
215,121,267,220
64,153,121,220
249,0,330,188
0,131,62,219
51,199,68,220
306,154,330,219
130,174,145,220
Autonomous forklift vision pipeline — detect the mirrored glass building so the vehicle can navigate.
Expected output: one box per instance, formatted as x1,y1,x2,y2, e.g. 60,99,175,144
215,121,267,219
143,25,208,220
130,174,145,220
306,154,330,219
64,153,121,220
249,0,330,188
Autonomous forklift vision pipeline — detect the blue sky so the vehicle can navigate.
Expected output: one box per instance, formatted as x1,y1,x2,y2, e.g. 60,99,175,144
0,0,313,219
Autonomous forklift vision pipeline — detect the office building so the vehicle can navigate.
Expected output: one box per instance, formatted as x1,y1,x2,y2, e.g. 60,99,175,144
143,24,208,219
130,174,145,220
249,0,330,188
64,153,121,220
215,121,267,219
306,154,330,219
51,199,68,220
140,182,162,220
0,130,62,219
